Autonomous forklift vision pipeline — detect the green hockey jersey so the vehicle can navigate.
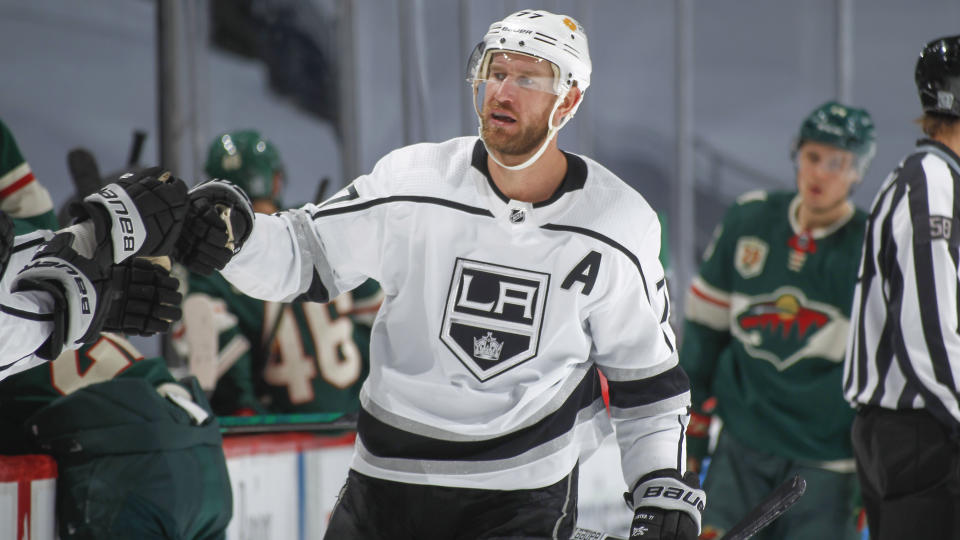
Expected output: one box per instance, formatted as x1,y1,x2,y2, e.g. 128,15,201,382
0,118,54,223
0,331,177,454
174,271,382,415
680,190,865,462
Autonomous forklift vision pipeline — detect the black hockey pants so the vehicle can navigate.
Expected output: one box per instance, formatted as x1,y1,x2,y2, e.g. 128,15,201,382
323,466,578,539
852,405,960,539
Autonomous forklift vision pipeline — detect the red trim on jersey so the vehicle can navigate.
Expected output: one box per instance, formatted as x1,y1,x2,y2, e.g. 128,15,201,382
0,171,35,199
221,431,356,458
598,370,610,412
690,284,730,308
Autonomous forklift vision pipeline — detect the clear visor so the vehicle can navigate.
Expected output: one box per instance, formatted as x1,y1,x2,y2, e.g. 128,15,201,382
466,43,561,96
795,143,865,177
467,44,563,122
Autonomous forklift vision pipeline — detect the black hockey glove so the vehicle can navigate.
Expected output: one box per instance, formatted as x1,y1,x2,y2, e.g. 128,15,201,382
0,210,13,278
11,232,113,360
173,178,254,274
627,470,704,540
68,166,188,264
101,257,183,336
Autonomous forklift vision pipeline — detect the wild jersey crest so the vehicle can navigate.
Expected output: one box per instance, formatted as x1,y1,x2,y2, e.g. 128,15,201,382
441,258,549,381
731,287,848,370
734,237,768,278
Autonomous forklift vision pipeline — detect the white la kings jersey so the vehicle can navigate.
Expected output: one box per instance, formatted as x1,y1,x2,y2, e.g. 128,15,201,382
0,229,56,379
222,137,691,491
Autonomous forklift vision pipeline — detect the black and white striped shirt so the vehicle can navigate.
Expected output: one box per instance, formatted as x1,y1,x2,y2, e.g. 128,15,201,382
844,139,960,432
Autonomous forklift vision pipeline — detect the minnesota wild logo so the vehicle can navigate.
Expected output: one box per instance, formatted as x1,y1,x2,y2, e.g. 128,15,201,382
731,287,848,370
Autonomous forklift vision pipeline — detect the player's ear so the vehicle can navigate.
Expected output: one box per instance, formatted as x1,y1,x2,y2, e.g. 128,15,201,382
556,85,582,122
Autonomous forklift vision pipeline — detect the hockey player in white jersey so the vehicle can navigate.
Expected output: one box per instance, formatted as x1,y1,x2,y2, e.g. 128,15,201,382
175,9,702,540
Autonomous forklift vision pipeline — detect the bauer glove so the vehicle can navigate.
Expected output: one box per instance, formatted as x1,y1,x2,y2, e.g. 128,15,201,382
101,256,183,336
173,178,254,274
627,470,705,540
67,167,188,264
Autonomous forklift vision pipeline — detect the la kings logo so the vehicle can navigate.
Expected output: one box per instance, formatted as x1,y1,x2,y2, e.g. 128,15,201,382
440,258,549,381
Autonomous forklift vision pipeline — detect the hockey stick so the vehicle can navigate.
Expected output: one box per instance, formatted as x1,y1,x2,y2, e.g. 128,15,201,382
719,473,806,540
572,473,806,540
314,176,331,204
66,148,103,198
127,129,147,167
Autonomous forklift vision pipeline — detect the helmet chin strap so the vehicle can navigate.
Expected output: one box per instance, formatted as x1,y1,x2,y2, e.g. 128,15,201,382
477,93,569,172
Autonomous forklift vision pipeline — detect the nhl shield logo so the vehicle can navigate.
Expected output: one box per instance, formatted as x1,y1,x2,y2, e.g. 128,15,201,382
734,236,768,279
440,258,550,381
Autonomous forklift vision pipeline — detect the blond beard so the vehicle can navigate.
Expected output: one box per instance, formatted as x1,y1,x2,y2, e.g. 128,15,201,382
480,102,551,157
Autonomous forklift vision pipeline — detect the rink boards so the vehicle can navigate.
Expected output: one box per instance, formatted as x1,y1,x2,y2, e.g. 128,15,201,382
0,432,631,539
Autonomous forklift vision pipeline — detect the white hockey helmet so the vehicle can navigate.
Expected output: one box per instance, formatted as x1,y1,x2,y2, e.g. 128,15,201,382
468,10,591,103
467,10,592,170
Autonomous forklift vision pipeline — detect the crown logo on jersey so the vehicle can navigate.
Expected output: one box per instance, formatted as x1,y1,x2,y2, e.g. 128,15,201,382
442,258,549,381
473,332,504,361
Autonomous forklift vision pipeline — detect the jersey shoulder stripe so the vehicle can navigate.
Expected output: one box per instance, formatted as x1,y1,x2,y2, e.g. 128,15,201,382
312,194,493,221
541,221,651,300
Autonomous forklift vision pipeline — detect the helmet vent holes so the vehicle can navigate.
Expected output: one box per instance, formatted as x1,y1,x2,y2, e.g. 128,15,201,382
519,40,525,46
500,38,506,44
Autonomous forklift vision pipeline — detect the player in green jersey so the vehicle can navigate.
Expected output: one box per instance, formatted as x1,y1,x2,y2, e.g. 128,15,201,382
0,332,233,540
680,102,876,539
173,130,382,416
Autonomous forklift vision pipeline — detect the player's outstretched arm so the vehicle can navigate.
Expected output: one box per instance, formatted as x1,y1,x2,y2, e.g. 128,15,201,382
8,240,184,361
173,178,254,274
10,231,114,359
627,470,704,540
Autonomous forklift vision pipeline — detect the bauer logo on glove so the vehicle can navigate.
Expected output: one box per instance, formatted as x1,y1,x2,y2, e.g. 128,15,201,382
640,483,705,512
87,183,145,259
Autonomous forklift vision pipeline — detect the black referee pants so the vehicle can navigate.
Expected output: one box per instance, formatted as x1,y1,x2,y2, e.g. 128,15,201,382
323,467,578,540
851,406,960,540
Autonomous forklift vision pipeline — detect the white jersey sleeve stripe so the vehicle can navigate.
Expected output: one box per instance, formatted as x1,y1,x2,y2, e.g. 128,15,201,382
609,393,690,420
605,364,691,410
600,353,677,382
685,276,731,331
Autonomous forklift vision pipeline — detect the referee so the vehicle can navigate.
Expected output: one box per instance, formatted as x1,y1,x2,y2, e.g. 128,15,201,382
843,34,960,539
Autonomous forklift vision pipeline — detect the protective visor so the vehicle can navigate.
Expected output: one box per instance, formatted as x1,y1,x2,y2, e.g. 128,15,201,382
466,43,562,116
794,144,864,178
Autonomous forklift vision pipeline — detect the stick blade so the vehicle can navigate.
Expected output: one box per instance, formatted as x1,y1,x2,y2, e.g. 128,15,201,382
721,474,807,540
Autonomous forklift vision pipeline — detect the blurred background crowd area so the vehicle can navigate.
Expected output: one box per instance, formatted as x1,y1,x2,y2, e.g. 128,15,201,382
2,0,958,355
